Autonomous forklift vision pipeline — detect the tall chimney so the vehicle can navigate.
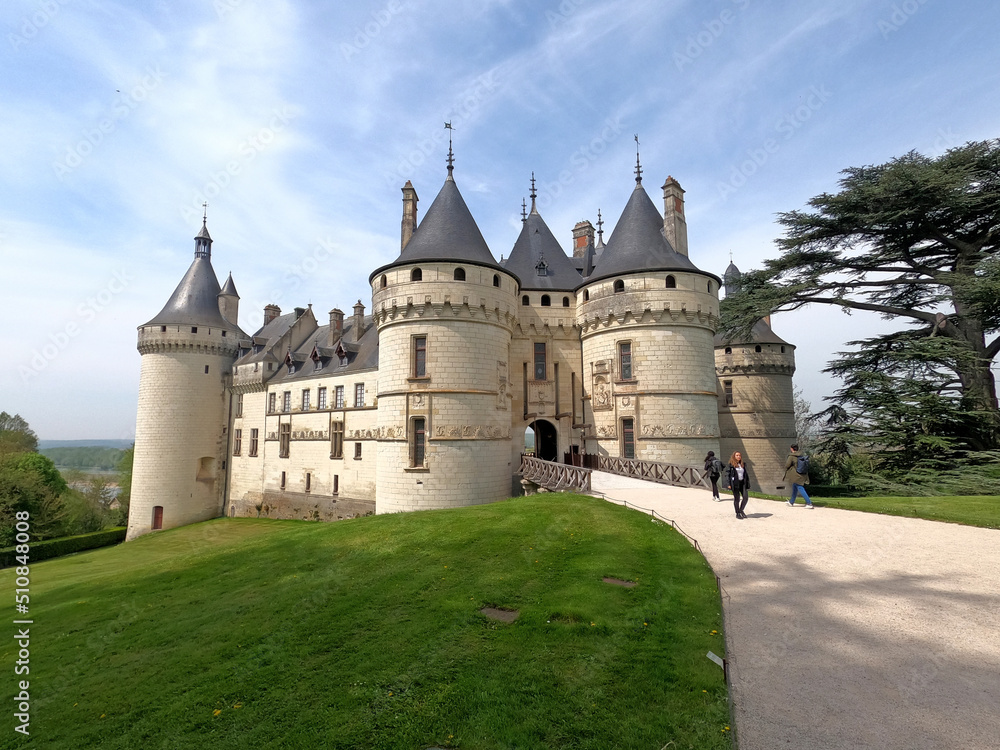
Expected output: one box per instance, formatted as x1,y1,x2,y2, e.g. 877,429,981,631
264,304,281,327
571,220,595,258
661,176,688,257
401,181,419,250
352,300,365,343
328,308,344,346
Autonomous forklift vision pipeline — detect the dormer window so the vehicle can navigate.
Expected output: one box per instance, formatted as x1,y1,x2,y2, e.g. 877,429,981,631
535,259,547,277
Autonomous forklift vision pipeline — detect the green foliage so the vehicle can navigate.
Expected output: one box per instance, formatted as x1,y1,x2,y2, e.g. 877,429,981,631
41,446,125,471
0,527,125,568
720,139,1000,451
0,451,69,544
115,444,133,524
0,411,38,456
0,497,732,749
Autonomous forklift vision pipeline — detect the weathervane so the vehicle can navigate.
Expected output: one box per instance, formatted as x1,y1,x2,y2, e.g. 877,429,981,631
445,121,454,174
202,201,208,223
634,134,642,184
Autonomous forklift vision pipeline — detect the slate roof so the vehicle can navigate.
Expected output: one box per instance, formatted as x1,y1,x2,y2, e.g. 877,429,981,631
370,174,505,281
714,318,792,347
220,272,239,297
142,256,233,329
268,317,379,383
504,209,581,291
587,183,710,284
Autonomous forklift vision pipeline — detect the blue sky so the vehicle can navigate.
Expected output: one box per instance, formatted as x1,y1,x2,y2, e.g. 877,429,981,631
3,0,999,440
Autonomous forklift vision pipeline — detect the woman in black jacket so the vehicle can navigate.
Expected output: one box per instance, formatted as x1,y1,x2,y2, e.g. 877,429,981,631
727,451,752,519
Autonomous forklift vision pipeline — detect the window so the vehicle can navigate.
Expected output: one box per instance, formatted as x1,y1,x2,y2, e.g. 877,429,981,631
411,267,422,281
493,274,500,288
708,281,712,292
584,290,590,301
562,296,569,307
268,393,276,413
331,421,344,458
282,392,291,413
536,259,547,276
302,389,311,410
279,423,291,458
724,380,734,406
781,346,786,353
332,474,339,494
314,357,322,371
724,346,732,355
619,342,633,380
204,365,209,374
533,342,546,381
622,418,635,459
249,428,259,457
236,393,243,417
541,295,551,306
381,274,387,288
305,473,311,492
755,345,762,353
522,295,530,306
354,383,365,407
191,327,198,334
454,267,466,281
280,471,286,489
160,325,166,332
318,387,327,409
335,385,344,409
151,505,163,530
233,429,242,456
412,417,426,467
413,335,427,377
354,442,362,460
666,275,676,288
613,279,624,293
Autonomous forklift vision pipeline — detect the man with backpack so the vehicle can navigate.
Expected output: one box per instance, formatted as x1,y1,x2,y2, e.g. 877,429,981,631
783,444,814,508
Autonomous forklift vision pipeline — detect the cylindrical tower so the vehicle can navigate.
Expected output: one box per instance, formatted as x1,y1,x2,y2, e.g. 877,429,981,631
370,162,519,513
578,177,721,466
127,220,242,540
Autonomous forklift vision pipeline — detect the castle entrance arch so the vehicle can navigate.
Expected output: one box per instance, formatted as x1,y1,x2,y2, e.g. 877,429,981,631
530,419,558,462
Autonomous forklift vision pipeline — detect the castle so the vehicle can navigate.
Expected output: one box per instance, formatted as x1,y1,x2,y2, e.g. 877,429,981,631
126,149,796,541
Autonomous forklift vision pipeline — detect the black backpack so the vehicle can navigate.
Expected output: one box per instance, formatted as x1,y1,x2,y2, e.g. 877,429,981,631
796,454,810,474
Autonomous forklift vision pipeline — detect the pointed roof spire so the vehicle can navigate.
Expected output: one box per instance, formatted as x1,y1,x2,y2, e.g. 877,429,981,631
596,208,605,248
634,134,643,185
521,198,528,223
194,202,212,259
445,121,455,178
220,272,239,298
529,172,538,213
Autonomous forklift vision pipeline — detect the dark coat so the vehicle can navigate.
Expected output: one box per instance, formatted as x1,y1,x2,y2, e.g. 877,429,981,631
726,462,751,490
783,450,810,485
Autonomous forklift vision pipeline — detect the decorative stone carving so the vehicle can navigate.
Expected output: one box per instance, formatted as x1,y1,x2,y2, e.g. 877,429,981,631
434,425,510,439
593,376,611,411
497,360,508,410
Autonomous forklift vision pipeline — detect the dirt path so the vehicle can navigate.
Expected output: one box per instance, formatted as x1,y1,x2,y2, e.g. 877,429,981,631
588,472,1000,750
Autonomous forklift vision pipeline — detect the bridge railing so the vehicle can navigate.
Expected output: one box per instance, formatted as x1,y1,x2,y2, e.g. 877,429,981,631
597,455,712,490
519,455,592,493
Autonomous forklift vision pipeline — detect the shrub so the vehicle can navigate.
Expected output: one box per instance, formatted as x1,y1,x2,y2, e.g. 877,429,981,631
0,527,126,568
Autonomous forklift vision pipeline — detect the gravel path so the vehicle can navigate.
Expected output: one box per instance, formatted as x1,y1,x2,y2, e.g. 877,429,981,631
588,472,1000,750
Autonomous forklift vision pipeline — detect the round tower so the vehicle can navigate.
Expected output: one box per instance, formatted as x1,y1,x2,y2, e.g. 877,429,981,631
370,154,519,513
578,172,721,466
127,219,243,540
716,262,797,494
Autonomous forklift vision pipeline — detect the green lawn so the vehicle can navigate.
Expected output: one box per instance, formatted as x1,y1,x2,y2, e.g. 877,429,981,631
1,494,731,749
789,493,1000,529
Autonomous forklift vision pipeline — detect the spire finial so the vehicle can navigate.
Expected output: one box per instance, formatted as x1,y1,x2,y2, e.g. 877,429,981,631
596,208,604,241
445,121,454,175
729,249,733,262
202,201,208,224
529,172,537,212
634,134,642,184
521,198,527,223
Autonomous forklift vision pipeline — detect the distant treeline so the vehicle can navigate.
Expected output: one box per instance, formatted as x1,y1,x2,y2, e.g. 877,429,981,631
41,446,125,471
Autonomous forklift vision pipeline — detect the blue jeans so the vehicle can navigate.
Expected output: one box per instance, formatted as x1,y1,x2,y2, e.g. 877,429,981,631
790,484,812,505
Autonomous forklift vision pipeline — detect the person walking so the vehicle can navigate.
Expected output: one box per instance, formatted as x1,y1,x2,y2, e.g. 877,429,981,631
704,450,723,501
727,451,751,519
784,443,814,508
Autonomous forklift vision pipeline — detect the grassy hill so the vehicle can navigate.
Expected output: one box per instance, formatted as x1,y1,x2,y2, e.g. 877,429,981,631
1,494,731,749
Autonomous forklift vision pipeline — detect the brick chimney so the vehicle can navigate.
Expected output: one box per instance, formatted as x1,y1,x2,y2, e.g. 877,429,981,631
571,221,595,258
661,176,688,256
328,308,344,347
264,304,281,327
352,300,365,343
401,181,419,250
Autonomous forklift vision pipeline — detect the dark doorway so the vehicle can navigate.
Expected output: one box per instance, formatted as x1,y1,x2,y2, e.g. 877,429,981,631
530,419,558,462
152,505,163,530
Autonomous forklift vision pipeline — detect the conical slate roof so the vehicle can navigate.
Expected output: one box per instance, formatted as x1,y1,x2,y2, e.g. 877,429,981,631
715,318,792,347
220,272,239,297
587,183,701,283
371,174,501,280
504,209,581,291
142,256,231,329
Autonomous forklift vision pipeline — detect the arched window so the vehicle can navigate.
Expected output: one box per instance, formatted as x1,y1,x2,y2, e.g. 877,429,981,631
541,295,551,307
584,290,590,301
724,347,732,355
522,295,530,306
454,267,466,281
665,275,676,288
613,279,624,293
493,274,500,288
755,345,762,353
562,297,569,307
411,268,422,282
380,274,387,289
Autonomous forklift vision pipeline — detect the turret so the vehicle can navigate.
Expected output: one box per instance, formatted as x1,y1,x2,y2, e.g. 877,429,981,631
218,272,240,326
128,219,243,540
